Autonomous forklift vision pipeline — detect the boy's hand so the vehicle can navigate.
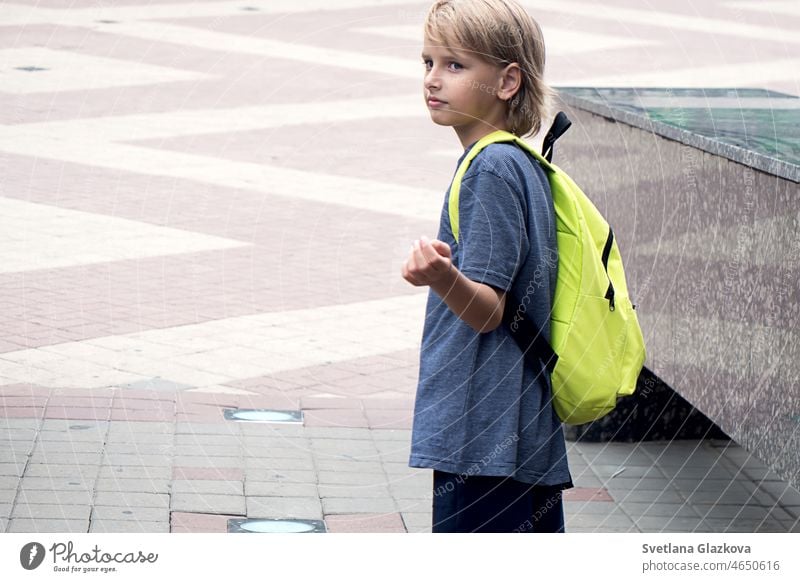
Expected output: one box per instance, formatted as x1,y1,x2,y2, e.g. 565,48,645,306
401,235,453,287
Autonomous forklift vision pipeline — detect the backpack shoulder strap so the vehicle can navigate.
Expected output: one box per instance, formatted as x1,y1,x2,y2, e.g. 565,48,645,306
448,130,555,243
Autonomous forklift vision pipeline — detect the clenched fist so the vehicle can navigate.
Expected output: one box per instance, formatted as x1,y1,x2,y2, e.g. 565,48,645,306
401,234,453,287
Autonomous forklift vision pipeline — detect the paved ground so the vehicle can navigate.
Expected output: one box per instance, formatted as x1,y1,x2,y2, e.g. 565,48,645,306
1,0,798,533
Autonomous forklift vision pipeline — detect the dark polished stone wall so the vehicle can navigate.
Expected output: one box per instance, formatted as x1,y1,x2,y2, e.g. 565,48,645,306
552,98,800,490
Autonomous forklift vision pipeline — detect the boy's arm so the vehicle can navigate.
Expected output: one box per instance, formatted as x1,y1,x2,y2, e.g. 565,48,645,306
401,235,506,333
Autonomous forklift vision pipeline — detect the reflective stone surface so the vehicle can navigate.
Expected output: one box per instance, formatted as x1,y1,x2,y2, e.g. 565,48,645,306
553,90,800,489
559,87,800,182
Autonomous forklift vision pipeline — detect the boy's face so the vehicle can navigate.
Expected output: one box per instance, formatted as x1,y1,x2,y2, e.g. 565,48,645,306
422,37,509,143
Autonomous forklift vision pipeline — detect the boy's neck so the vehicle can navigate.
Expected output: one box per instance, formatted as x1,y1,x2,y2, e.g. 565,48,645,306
455,119,512,150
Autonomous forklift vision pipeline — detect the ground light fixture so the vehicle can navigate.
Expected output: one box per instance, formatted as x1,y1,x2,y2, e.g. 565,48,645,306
223,409,304,424
228,518,326,533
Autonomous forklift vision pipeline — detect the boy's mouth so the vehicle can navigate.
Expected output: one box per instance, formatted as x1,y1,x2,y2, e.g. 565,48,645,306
427,96,447,108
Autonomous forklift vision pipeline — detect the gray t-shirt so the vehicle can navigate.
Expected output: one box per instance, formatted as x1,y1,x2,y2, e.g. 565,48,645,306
408,141,572,487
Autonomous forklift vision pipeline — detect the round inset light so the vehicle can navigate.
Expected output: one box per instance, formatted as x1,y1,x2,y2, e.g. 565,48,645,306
239,520,316,533
224,409,303,423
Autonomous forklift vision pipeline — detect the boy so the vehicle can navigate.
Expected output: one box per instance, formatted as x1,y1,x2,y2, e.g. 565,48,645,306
401,0,572,533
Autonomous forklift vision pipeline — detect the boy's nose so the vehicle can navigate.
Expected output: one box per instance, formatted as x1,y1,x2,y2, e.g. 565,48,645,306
424,71,441,90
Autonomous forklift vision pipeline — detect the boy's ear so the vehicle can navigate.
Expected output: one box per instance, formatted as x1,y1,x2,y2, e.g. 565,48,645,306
497,62,522,101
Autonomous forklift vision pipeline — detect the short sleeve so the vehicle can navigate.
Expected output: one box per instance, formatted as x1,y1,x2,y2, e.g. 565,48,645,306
456,169,529,292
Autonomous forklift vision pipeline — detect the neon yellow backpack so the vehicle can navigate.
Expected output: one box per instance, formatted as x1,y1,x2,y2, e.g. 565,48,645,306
448,114,646,425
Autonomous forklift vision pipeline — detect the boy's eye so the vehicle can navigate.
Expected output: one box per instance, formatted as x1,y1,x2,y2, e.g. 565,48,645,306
423,59,432,70
448,62,463,71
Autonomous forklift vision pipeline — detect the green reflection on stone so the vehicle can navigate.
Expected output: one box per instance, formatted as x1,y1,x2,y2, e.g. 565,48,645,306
559,87,800,166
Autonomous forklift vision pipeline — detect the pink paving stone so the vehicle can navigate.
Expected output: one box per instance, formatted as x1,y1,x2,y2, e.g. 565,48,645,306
563,488,614,502
360,398,414,411
113,400,175,412
113,390,176,401
0,406,45,418
47,396,113,407
110,409,174,422
302,409,369,429
44,407,111,421
173,467,244,481
170,512,241,534
300,396,364,410
0,385,52,397
324,513,407,533
0,396,50,407
52,388,115,399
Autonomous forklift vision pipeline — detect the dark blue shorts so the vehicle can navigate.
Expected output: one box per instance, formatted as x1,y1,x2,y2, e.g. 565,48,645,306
432,470,568,533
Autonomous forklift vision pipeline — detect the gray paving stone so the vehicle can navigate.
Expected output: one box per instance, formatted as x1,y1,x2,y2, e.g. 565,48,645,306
7,518,89,533
237,424,307,439
171,492,245,515
242,445,313,459
247,496,323,520
91,506,170,522
18,489,93,505
752,481,800,505
20,476,93,491
400,512,430,532
321,497,396,515
106,433,175,445
174,444,242,457
244,469,316,483
317,470,389,485
244,481,318,497
177,434,244,446
306,427,373,440
171,479,243,495
779,518,800,532
175,422,239,435
24,464,98,479
318,484,391,499
632,515,713,532
0,503,11,519
601,476,678,491
0,450,29,463
107,422,173,434
0,476,20,489
97,465,170,480
699,517,788,533
29,452,102,466
90,519,169,533
243,456,314,471
565,501,627,516
104,443,173,455
693,503,792,521
103,453,172,467
0,462,25,477
663,465,736,480
95,478,170,494
0,516,6,532
371,429,411,442
782,505,800,519
618,501,700,518
608,488,685,504
683,487,769,505
591,464,667,479
0,489,17,504
395,498,431,513
315,459,384,473
12,503,91,520
171,455,240,469
94,491,169,508
33,440,105,454
566,512,638,530
383,462,422,476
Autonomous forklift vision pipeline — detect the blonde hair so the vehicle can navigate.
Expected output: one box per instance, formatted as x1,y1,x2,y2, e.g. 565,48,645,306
424,0,555,137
